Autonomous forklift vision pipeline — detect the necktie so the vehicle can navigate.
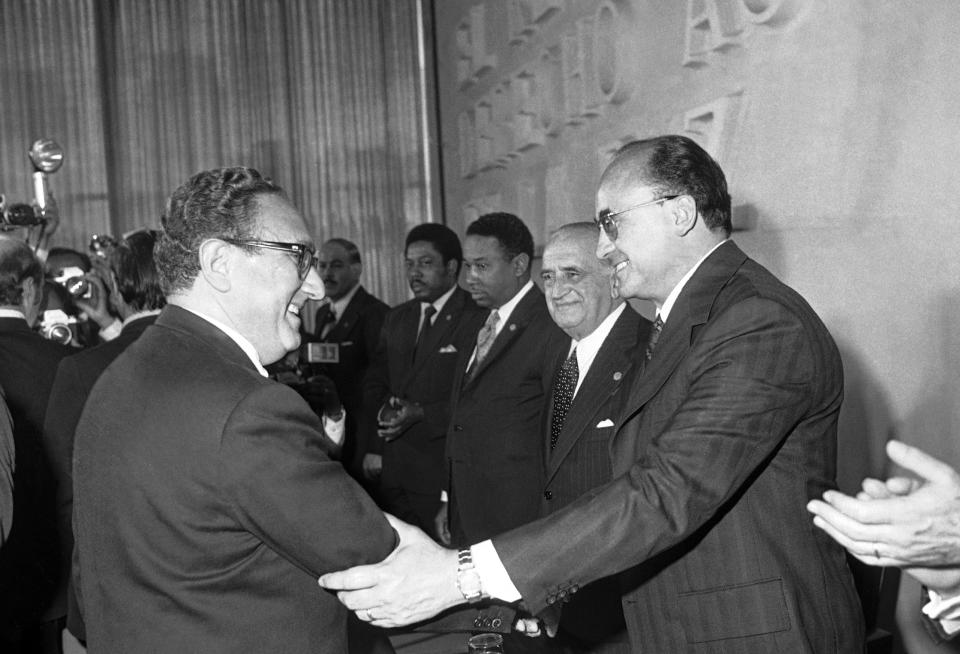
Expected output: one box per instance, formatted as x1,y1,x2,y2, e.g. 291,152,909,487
645,314,664,361
467,310,500,379
413,304,437,361
318,307,336,339
550,348,579,450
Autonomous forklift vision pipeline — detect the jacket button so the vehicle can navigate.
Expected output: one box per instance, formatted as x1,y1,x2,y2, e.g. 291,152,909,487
546,596,555,605
454,424,463,432
492,617,502,628
483,618,492,628
544,490,553,500
474,617,483,628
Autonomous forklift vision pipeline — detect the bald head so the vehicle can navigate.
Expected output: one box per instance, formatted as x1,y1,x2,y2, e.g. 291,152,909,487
541,222,622,340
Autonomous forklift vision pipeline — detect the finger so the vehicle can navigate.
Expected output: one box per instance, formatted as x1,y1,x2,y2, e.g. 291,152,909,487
810,515,884,563
819,490,900,525
885,476,920,496
887,440,959,486
807,499,885,542
860,478,893,499
318,566,381,591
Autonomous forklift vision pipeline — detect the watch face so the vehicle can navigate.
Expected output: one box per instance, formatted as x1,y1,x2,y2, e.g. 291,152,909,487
459,568,483,599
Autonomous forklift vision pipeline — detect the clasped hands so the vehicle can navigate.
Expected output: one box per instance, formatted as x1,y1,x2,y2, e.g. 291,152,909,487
807,439,960,596
376,396,423,441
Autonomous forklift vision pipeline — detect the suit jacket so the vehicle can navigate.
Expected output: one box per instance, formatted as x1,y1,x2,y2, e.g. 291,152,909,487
43,314,156,638
541,306,648,648
303,285,388,477
446,284,567,546
494,242,865,653
363,287,485,527
73,305,396,653
0,317,72,630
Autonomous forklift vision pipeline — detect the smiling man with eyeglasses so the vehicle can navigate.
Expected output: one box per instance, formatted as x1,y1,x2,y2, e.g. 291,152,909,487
320,135,865,654
72,167,397,653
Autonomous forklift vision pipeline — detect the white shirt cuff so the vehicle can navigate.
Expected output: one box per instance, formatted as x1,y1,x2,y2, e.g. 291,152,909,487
472,540,521,603
99,319,122,342
322,411,345,446
923,588,960,635
440,490,448,503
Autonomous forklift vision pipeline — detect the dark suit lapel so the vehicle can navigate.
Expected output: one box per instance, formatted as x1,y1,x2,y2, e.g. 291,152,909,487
324,286,368,342
409,288,466,377
463,286,542,387
614,241,747,434
546,309,642,480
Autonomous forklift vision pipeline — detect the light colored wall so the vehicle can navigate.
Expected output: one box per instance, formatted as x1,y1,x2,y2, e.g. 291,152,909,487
433,0,960,498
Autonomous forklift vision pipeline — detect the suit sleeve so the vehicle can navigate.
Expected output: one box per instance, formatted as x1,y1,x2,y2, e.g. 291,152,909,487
493,298,824,614
219,382,397,575
0,393,13,546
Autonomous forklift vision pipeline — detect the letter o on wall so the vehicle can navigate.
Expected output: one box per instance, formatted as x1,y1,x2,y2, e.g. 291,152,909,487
740,0,809,27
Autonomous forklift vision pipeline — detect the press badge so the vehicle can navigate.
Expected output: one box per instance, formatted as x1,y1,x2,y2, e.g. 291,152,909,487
307,342,340,364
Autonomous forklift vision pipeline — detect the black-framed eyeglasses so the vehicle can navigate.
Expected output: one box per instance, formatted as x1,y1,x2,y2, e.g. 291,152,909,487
223,239,319,280
594,195,679,241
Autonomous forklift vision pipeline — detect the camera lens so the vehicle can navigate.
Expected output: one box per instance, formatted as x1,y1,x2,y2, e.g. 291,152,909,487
2,203,42,226
65,276,91,299
43,323,73,345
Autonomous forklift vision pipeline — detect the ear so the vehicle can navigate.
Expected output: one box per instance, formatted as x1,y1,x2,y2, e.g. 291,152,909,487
445,258,459,278
672,195,699,236
198,239,234,293
511,252,530,277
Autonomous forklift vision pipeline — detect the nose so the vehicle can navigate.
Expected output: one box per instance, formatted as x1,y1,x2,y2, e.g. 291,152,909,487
300,265,325,300
596,228,615,260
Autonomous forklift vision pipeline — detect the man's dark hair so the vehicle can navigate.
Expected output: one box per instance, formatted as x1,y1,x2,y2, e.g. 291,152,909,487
405,223,462,272
465,212,534,262
616,135,732,234
323,238,361,264
45,247,91,273
154,167,283,294
0,238,43,306
109,229,166,312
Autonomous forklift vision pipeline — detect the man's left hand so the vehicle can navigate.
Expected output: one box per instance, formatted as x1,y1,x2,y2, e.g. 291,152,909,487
318,514,464,628
377,398,424,441
807,440,960,570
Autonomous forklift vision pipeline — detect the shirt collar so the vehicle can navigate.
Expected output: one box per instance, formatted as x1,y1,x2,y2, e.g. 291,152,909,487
121,308,162,328
0,309,27,321
492,279,534,326
329,282,361,320
658,239,728,323
177,305,269,377
426,284,457,317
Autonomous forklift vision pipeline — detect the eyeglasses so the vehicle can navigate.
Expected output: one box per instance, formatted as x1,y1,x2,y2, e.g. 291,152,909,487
224,239,319,280
594,195,679,241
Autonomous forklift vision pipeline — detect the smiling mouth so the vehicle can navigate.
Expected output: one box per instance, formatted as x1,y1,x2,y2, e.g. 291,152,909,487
614,261,628,273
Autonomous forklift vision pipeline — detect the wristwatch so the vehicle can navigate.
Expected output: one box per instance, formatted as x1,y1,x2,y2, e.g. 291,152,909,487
457,548,485,604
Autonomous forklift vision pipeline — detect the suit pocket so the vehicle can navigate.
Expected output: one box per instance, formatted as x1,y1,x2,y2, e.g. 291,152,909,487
677,577,790,643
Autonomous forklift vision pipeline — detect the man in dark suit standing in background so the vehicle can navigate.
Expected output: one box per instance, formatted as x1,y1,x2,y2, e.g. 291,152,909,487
364,224,484,535
305,238,388,489
321,135,865,654
0,236,72,654
43,229,166,645
437,213,567,651
73,167,396,653
536,222,648,652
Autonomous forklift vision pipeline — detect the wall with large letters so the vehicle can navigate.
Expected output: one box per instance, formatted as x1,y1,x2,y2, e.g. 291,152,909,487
433,0,960,507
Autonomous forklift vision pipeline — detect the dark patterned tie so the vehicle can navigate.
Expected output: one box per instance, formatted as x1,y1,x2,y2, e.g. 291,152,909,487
645,315,664,361
550,348,579,450
412,304,437,361
318,306,337,339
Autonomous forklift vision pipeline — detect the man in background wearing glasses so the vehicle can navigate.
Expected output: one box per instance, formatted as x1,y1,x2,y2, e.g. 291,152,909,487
322,135,865,653
73,167,396,653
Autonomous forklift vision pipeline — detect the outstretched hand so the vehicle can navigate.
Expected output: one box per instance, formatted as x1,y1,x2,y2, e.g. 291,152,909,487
807,440,960,594
318,514,465,628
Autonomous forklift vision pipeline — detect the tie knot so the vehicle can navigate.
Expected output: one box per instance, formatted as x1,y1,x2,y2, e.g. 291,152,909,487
485,310,500,328
423,304,437,320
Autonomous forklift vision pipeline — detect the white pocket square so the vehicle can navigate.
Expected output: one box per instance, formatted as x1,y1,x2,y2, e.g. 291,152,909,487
438,344,458,353
596,418,614,428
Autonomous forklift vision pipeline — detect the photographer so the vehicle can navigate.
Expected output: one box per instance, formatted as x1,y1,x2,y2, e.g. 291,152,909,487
43,247,120,348
43,229,165,647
